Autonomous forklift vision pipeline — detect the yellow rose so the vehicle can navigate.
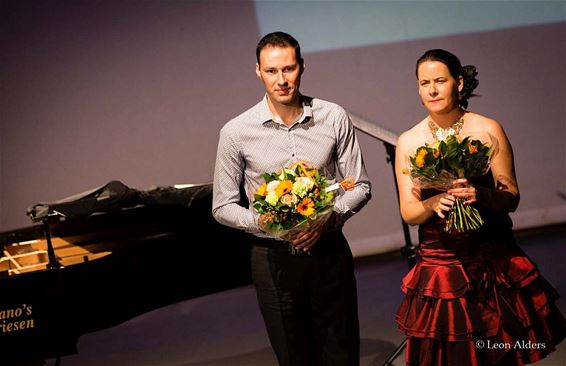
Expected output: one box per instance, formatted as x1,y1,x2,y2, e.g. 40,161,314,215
415,148,427,168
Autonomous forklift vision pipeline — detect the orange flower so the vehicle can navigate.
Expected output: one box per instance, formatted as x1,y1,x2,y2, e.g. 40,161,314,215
275,180,293,197
468,143,478,154
256,182,267,196
415,148,427,168
290,160,316,177
339,177,356,191
297,197,315,216
433,149,441,159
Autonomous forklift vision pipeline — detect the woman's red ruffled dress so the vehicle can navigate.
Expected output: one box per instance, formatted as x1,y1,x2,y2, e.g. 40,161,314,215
395,185,566,365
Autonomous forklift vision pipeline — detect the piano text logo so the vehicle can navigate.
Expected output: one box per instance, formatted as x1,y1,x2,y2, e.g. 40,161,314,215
0,304,35,334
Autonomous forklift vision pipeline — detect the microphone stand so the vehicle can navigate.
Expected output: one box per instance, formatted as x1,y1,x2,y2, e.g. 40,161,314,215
347,111,416,365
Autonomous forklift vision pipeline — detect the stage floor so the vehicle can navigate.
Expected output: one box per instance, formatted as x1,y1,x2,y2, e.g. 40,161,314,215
47,225,566,366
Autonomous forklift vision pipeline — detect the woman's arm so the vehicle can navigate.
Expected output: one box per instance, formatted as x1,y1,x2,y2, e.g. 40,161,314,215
448,118,520,212
395,131,455,225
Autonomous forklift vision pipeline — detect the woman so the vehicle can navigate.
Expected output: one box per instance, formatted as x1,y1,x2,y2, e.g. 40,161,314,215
394,49,566,365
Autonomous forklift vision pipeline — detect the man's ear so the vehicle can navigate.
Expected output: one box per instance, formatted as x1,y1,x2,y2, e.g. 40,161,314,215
300,60,306,75
256,63,261,79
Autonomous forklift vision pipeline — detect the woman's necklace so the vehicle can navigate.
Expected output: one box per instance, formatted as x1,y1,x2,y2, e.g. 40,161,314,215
428,116,464,141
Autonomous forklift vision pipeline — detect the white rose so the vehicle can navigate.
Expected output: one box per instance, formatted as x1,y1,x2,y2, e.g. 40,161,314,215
296,177,314,190
266,180,280,192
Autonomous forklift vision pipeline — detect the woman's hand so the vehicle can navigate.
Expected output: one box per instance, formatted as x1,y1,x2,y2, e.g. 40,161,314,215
447,178,478,205
427,193,455,219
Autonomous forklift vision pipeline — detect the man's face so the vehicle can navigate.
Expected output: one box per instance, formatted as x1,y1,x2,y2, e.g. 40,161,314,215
256,45,302,107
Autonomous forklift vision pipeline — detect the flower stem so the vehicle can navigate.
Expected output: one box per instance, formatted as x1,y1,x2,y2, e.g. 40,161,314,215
444,198,484,233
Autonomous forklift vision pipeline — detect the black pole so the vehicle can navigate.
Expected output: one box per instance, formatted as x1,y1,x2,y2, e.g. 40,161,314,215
383,338,407,366
383,142,416,269
382,142,416,365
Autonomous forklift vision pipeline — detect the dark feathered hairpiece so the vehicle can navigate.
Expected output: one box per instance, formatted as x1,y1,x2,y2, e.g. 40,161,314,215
460,65,479,109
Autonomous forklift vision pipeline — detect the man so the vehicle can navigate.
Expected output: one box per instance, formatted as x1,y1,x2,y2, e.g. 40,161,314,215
212,31,371,366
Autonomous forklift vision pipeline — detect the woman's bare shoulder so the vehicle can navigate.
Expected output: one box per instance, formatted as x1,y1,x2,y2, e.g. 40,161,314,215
398,119,429,150
465,112,506,135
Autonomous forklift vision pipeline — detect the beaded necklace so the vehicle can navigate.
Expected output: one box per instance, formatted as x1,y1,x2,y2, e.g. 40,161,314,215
428,117,464,141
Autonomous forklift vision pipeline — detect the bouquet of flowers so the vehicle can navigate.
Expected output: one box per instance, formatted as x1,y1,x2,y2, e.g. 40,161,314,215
406,134,495,233
252,161,343,254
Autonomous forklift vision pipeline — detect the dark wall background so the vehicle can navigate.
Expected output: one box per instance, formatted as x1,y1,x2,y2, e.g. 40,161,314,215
1,0,565,256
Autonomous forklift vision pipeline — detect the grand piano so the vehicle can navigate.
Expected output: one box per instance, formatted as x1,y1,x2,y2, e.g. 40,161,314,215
0,181,252,364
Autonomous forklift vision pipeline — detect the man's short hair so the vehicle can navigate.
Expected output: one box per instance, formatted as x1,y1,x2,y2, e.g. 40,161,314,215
256,31,303,66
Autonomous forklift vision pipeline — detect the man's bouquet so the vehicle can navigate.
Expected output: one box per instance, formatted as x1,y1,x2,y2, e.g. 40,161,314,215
406,134,495,233
252,161,342,254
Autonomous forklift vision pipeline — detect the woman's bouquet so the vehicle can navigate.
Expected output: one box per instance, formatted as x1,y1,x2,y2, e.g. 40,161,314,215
252,161,341,254
406,134,495,233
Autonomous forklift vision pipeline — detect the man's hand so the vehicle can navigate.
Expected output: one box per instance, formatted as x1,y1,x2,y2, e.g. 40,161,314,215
290,229,322,252
289,212,336,252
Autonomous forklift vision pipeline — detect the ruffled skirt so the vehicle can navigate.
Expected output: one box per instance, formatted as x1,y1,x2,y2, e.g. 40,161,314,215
395,225,566,365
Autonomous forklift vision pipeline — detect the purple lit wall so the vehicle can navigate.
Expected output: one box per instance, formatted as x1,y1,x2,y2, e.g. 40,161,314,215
1,0,565,256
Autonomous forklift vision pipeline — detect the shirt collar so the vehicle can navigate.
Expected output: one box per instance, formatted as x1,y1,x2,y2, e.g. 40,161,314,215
260,94,313,126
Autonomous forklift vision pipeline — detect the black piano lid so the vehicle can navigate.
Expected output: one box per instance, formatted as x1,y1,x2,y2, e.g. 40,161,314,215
26,180,215,222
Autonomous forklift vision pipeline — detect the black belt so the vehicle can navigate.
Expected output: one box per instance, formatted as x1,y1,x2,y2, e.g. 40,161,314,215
251,230,345,256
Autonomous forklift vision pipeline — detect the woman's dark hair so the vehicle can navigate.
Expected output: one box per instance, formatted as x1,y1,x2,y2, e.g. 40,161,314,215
416,49,479,109
256,31,303,68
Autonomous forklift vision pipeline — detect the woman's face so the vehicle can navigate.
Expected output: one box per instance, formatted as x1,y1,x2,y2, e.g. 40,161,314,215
417,60,463,115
